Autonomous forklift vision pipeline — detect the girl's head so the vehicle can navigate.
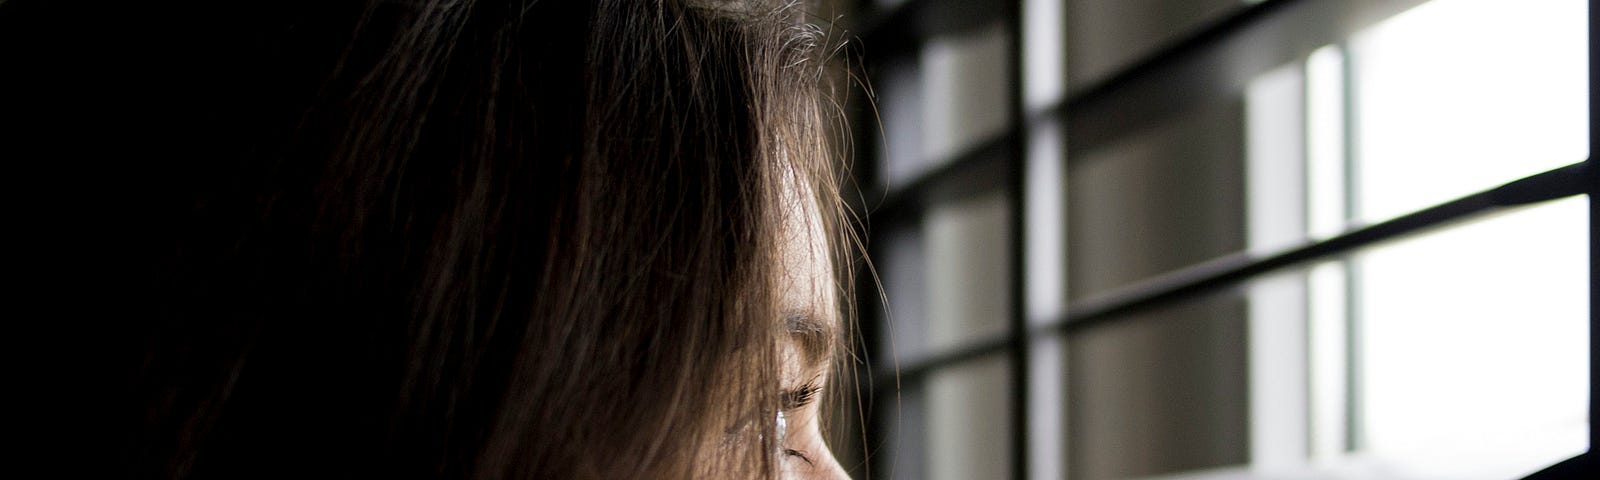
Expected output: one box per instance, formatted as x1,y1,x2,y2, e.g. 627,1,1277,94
4,0,853,477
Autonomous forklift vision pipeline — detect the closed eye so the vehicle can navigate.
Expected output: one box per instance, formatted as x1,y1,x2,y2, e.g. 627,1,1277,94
784,448,815,465
780,379,820,411
777,380,821,465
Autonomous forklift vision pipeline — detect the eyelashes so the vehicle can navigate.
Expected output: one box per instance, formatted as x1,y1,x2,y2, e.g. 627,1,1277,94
777,379,822,465
780,380,821,411
784,448,815,465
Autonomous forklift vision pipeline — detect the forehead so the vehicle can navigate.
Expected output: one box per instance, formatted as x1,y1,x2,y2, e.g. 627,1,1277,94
784,309,832,366
776,170,837,366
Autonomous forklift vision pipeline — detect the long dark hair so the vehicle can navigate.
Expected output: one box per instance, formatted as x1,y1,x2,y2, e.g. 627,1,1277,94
2,0,852,477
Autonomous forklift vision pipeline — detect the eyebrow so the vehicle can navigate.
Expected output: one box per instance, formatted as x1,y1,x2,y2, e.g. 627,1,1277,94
784,309,834,367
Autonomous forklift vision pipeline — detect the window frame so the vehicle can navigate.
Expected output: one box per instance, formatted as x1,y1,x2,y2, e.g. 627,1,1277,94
850,1,1599,478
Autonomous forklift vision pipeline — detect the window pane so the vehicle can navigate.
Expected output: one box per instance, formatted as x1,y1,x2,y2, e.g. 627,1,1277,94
926,190,1012,351
878,23,1012,188
1026,119,1067,323
1028,335,1067,480
921,22,1011,165
879,377,928,480
878,55,927,187
1352,0,1587,223
1066,0,1244,90
1068,288,1250,479
1355,196,1589,478
878,222,931,362
927,355,1013,480
876,190,1011,363
1023,0,1065,112
1068,99,1247,301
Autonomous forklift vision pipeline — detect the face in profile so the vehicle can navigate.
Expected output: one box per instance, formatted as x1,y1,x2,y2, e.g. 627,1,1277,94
773,173,850,479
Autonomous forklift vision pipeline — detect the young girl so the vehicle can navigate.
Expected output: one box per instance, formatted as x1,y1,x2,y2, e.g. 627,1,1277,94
2,0,855,477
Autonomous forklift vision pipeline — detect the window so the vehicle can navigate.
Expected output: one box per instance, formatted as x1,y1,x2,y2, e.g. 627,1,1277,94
847,0,1594,479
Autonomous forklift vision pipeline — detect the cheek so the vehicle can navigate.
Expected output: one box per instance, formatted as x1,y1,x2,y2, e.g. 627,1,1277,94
782,406,850,478
789,405,828,451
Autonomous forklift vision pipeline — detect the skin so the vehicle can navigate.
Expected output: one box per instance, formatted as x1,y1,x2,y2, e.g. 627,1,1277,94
774,172,850,479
